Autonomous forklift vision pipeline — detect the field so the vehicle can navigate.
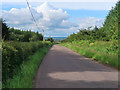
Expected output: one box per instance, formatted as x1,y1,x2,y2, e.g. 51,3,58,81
60,40,119,69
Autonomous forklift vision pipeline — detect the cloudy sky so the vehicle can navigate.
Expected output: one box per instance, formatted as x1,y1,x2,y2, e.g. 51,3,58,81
1,0,118,37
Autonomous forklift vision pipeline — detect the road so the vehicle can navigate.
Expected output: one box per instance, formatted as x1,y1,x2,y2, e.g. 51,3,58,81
33,45,118,88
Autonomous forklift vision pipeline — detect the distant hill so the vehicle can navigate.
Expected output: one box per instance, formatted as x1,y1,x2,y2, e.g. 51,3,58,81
45,37,67,41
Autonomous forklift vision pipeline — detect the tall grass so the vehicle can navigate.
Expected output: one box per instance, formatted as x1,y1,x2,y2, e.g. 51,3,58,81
60,40,118,69
3,45,51,88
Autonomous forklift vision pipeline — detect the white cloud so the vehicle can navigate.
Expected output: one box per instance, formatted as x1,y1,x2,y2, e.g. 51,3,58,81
75,17,104,29
2,2,77,32
62,17,105,35
2,7,43,26
2,2,105,36
35,2,75,29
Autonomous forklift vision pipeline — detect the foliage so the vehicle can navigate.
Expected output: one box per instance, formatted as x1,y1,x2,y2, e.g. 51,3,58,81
8,28,43,42
61,1,119,68
45,37,54,42
3,43,51,88
60,40,118,68
1,19,43,42
2,41,52,84
1,19,9,41
102,1,119,40
1,12,50,88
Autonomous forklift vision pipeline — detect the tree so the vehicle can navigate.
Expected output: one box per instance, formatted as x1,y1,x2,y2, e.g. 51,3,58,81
61,1,120,42
1,19,9,40
46,38,54,42
36,31,43,41
23,30,32,42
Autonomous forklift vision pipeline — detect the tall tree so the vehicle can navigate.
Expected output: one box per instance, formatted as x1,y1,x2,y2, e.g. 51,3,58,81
1,19,9,40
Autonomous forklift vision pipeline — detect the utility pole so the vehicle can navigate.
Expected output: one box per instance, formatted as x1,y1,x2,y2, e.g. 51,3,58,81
42,29,45,41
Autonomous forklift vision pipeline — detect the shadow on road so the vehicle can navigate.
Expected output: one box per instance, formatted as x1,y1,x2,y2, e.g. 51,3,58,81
33,45,118,88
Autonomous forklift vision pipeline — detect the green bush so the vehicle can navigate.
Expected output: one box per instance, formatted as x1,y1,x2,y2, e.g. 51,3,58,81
45,38,54,42
2,41,51,83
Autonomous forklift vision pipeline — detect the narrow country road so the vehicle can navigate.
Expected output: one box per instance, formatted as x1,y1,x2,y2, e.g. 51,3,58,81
33,45,118,88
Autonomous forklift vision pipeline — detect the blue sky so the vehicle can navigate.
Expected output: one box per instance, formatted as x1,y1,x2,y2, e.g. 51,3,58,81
1,1,118,37
65,9,109,22
1,2,112,18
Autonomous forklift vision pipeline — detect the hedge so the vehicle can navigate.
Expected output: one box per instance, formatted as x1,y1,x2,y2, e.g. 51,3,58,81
2,41,51,83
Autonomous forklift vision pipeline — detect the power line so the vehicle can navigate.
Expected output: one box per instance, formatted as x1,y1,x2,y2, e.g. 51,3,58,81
25,0,40,31
25,0,45,41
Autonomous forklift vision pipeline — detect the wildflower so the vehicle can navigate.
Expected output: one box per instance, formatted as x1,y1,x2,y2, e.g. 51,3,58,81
89,43,94,46
0,45,2,50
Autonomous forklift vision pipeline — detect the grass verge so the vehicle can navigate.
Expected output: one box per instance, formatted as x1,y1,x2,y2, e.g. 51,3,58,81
60,41,118,69
3,45,51,88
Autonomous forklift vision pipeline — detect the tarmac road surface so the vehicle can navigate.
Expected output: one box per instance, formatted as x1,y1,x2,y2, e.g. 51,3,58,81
33,45,118,88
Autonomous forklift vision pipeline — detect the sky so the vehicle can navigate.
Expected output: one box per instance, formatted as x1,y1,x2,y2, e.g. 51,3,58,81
0,0,118,37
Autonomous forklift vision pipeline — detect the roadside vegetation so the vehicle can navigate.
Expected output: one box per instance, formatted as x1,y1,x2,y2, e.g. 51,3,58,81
61,40,118,68
60,1,119,69
1,19,53,88
2,43,51,88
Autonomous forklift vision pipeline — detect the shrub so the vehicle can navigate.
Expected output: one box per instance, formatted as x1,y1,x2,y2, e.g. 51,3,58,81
2,41,51,83
45,38,54,42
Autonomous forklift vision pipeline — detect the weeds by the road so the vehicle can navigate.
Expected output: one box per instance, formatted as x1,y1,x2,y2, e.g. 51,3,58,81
60,40,118,69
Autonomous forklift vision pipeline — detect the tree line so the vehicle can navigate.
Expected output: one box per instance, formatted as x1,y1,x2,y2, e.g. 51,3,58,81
1,19,55,42
1,19,43,42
